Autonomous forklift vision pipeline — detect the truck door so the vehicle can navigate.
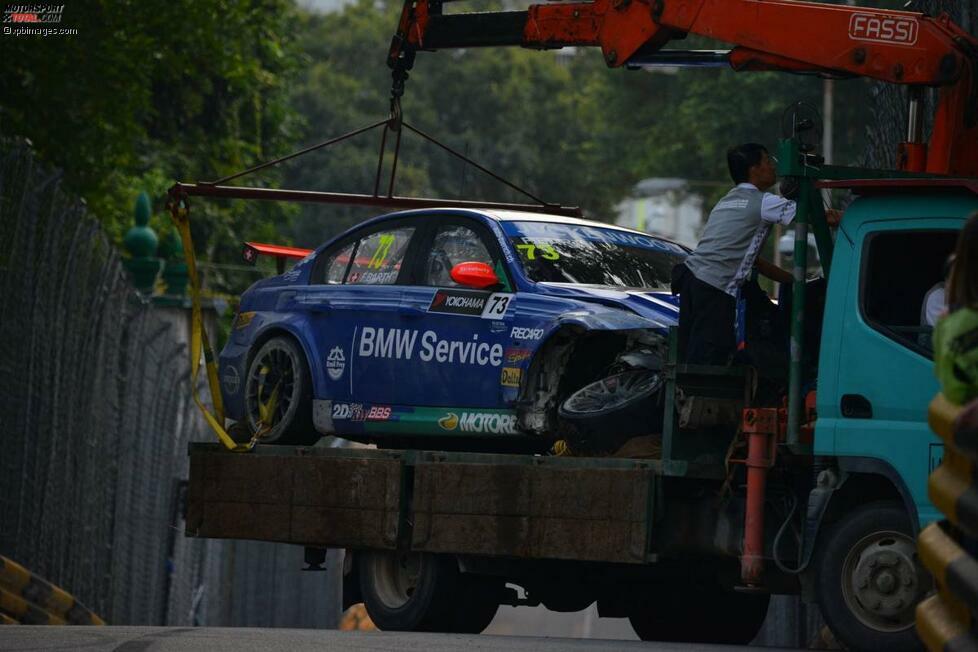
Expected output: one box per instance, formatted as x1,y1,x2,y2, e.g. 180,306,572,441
822,217,959,525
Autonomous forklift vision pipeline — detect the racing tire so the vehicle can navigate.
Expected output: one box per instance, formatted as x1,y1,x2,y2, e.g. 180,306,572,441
627,582,769,644
244,336,317,445
814,501,929,652
558,369,665,453
358,551,459,632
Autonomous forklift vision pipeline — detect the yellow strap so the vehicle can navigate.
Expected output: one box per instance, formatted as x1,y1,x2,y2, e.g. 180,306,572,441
171,201,258,453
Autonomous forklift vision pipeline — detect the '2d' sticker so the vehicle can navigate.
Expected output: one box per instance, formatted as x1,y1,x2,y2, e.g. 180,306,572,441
428,289,513,319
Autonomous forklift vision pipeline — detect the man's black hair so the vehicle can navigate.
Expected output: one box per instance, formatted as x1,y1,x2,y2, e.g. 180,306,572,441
727,143,768,184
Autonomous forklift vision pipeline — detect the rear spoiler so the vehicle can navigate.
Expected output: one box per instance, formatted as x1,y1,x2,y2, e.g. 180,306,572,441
242,242,313,274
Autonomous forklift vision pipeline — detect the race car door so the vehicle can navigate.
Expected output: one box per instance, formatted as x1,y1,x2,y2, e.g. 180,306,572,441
392,219,517,412
304,218,421,407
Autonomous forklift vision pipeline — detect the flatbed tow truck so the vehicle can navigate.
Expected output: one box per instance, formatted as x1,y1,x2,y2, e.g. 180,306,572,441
178,1,978,649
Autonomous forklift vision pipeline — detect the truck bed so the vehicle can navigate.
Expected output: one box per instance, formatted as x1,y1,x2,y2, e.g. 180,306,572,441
186,443,725,565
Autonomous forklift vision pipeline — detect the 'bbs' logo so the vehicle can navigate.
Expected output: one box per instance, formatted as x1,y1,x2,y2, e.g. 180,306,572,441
848,14,918,46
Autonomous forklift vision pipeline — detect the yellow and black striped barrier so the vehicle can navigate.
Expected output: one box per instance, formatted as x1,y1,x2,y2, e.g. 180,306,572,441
0,556,104,626
916,393,978,652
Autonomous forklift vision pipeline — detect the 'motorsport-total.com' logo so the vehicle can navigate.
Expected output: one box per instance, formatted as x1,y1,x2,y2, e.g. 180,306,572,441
3,3,78,35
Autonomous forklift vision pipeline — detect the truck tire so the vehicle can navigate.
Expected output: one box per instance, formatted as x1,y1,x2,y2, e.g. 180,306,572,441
814,501,930,652
558,369,664,452
244,336,317,445
359,551,458,632
627,583,769,644
448,575,502,633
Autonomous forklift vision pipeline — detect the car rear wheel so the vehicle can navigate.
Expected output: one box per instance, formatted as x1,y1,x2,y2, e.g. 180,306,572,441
244,336,317,445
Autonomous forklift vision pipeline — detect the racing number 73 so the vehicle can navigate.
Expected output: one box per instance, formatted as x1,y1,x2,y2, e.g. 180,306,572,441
482,293,511,319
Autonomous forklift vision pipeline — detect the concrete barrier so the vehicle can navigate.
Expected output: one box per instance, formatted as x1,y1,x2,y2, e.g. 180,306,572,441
916,394,978,651
0,556,104,626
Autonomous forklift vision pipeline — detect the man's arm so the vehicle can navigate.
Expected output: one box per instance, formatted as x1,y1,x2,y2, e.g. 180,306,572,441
755,257,793,284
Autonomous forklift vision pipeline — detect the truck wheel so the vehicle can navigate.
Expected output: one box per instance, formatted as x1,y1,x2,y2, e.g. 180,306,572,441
244,336,317,445
814,501,930,652
447,575,502,633
558,369,664,452
628,583,769,644
358,551,457,632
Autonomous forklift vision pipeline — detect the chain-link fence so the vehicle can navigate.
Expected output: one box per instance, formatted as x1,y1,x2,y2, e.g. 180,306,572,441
0,137,339,627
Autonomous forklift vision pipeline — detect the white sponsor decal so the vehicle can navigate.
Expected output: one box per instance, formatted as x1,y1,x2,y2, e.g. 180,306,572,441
481,293,512,319
222,366,240,395
510,326,544,341
326,346,346,380
438,411,518,435
332,402,364,420
848,13,918,45
358,327,504,367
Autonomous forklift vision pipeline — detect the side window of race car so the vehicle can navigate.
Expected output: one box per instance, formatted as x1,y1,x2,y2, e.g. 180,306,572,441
323,242,355,284
346,227,416,285
424,225,495,287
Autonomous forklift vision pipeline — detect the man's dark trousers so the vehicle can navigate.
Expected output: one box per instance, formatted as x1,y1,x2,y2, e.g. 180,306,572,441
671,263,736,365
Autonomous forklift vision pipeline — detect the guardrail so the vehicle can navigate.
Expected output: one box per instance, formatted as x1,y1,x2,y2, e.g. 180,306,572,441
916,393,978,651
0,556,104,625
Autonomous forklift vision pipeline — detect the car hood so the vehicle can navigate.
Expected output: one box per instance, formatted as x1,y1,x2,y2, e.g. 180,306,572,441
535,283,679,327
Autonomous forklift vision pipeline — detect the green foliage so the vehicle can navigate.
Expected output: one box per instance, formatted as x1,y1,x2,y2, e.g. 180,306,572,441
282,0,877,247
1,0,884,266
0,0,302,292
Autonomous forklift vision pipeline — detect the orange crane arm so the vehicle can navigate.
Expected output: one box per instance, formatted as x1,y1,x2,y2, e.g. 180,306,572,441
388,0,978,175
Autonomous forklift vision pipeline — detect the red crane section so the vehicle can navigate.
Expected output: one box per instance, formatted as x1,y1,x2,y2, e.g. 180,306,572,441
388,0,978,175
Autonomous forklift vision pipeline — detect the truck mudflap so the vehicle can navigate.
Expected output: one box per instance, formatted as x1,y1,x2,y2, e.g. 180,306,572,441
186,443,661,565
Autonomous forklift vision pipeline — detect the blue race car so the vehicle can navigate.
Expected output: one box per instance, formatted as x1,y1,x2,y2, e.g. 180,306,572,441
220,209,687,453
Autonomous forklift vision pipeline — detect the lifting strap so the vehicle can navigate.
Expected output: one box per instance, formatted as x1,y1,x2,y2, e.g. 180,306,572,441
169,198,274,452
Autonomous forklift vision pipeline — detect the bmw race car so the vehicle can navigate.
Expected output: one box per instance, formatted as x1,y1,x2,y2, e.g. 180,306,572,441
220,209,687,453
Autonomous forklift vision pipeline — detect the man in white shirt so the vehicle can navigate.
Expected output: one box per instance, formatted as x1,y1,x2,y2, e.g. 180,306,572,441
671,143,839,364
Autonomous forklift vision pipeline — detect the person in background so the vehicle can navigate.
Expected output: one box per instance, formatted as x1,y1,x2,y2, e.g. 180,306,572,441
934,214,978,405
922,254,953,327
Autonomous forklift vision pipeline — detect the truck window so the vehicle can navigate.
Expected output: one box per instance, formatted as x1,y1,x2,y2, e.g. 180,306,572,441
860,229,957,357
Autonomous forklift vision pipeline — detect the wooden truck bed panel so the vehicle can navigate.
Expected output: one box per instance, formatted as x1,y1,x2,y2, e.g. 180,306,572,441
411,462,651,563
187,448,402,549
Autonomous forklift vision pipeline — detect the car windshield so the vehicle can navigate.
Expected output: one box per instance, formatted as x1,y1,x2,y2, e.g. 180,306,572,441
503,221,687,290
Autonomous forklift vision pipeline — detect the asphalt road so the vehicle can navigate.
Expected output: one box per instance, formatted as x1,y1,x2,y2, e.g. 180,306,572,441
0,627,802,652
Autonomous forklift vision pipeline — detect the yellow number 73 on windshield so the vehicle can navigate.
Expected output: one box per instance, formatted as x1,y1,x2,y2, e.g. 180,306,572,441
516,243,560,261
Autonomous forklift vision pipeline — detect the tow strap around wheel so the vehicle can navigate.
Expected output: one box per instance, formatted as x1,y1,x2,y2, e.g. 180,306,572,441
169,198,273,452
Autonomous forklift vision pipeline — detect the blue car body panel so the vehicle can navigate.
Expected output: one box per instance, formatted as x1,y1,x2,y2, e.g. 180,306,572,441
219,209,685,440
